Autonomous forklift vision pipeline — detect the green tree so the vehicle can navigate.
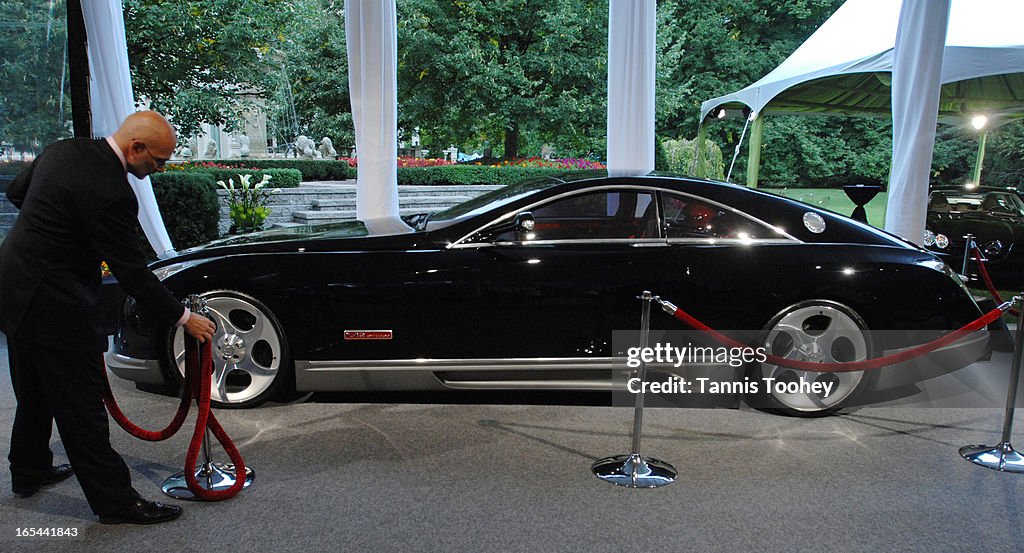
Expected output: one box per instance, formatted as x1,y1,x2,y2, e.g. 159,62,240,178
986,120,1024,188
270,0,353,150
123,0,293,138
397,0,607,159
656,0,844,137
0,0,72,155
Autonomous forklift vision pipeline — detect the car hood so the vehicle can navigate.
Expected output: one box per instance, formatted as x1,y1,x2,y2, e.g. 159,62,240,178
170,217,418,257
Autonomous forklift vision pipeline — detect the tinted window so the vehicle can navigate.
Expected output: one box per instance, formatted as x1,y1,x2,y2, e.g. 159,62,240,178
424,177,560,229
494,190,658,241
662,192,771,240
933,190,1024,217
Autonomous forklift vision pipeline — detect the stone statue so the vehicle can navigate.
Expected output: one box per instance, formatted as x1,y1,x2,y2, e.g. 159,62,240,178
204,140,217,158
238,134,251,158
318,137,337,159
540,144,555,160
295,135,316,158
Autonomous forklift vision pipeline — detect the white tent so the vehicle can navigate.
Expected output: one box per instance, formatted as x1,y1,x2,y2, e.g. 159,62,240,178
699,0,1024,244
700,0,1024,122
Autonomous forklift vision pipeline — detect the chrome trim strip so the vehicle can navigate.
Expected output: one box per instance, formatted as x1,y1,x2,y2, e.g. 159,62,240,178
297,357,618,372
451,238,669,249
450,237,797,249
664,238,796,246
295,357,735,372
441,380,616,390
448,184,801,249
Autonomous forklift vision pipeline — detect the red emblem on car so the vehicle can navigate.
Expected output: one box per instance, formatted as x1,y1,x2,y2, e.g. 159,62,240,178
344,330,393,341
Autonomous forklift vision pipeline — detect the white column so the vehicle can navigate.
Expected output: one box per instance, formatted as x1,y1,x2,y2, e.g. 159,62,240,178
606,0,656,177
81,0,175,255
346,0,400,221
885,0,950,245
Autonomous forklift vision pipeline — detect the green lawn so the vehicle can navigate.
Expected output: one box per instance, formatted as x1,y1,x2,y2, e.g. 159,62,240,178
762,188,888,229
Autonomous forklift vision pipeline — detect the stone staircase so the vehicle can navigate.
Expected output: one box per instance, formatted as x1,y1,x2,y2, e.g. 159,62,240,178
289,183,502,225
218,181,503,233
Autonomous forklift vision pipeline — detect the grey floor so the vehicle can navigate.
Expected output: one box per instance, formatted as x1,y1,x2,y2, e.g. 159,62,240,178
1,335,1022,552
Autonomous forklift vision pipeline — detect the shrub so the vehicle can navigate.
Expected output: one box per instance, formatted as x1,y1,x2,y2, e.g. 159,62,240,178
662,137,725,180
0,161,30,176
397,165,578,186
169,159,348,180
149,172,220,249
184,167,301,189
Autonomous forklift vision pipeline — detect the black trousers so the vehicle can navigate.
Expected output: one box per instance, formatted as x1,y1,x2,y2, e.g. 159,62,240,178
7,337,139,515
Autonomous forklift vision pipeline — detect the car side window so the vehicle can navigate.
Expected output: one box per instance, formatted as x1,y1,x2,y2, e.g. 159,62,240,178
662,192,771,240
493,190,658,242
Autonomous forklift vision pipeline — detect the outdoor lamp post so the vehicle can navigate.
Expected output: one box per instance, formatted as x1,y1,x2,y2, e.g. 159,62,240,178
971,114,989,186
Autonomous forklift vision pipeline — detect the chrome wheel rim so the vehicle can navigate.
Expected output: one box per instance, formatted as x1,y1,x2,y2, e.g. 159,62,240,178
759,305,868,413
173,295,282,405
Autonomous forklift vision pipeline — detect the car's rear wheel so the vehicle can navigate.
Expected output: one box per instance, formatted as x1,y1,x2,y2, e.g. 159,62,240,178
167,290,290,409
748,300,877,417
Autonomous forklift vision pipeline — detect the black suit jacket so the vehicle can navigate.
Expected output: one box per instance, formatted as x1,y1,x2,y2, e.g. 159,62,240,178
0,138,184,352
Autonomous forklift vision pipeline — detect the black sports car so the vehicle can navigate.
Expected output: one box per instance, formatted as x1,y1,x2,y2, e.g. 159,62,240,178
924,186,1024,287
107,174,989,416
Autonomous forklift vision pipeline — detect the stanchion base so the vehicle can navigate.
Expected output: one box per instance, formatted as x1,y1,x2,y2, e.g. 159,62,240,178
592,453,676,488
959,442,1024,473
161,463,255,500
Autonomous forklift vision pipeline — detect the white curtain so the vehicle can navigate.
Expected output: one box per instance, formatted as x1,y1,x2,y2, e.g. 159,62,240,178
81,0,175,256
346,0,399,220
606,0,656,177
885,0,951,245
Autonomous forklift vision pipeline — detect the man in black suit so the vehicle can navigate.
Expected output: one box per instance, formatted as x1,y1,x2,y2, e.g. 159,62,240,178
0,111,216,524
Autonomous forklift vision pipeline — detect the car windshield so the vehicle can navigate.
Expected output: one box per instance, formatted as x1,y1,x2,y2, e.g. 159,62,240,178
419,176,562,230
931,190,1024,217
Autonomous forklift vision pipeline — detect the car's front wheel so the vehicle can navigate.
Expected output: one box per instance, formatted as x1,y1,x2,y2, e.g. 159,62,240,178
167,290,290,409
748,300,877,417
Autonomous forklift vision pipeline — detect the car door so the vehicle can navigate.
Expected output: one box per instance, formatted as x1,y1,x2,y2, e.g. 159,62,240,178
421,186,684,360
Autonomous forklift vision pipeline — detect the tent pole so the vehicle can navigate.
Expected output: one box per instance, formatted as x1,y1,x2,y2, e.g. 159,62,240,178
972,130,988,185
746,112,763,188
66,0,91,138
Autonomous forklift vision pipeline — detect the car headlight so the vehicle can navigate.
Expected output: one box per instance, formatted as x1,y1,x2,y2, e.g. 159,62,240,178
934,233,950,249
923,230,936,246
151,259,206,281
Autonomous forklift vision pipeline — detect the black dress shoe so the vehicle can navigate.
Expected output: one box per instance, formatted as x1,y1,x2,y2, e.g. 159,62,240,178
99,498,183,525
12,464,75,498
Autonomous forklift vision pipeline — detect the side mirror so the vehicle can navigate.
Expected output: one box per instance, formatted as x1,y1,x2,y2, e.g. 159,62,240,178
513,212,535,235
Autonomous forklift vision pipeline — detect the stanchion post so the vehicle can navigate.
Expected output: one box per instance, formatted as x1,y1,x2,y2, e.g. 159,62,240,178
162,295,256,499
959,295,1024,472
592,291,677,488
962,234,975,275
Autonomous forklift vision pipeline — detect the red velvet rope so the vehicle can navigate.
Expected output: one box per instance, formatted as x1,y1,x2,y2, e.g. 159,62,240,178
665,303,1005,373
102,339,245,501
972,246,1021,317
182,338,246,501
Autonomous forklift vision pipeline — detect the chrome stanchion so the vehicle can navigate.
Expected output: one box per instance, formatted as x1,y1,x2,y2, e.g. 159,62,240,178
162,295,255,500
960,295,1024,473
962,233,975,276
592,291,677,488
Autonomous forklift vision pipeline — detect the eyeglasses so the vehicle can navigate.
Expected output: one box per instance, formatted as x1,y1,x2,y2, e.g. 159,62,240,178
140,143,170,169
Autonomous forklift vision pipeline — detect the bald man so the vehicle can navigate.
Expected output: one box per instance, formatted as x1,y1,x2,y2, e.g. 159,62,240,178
0,111,215,524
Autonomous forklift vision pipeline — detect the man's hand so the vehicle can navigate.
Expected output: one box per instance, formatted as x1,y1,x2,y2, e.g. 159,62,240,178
183,312,216,343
